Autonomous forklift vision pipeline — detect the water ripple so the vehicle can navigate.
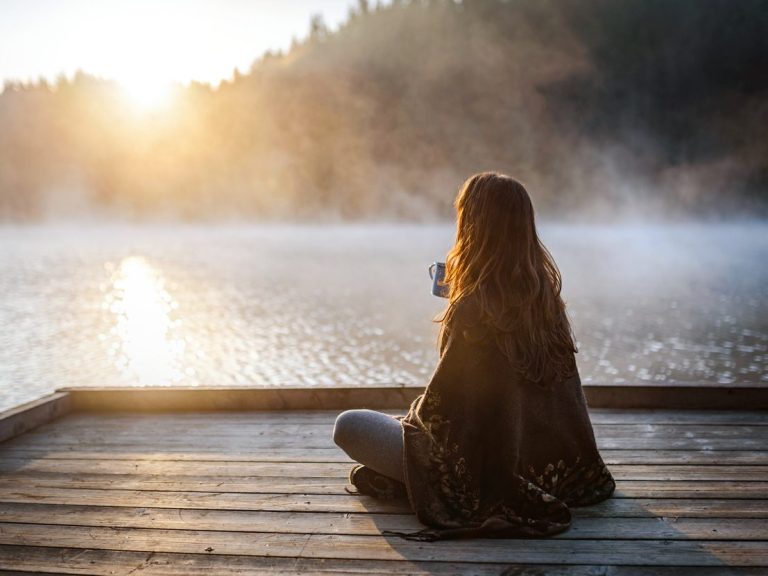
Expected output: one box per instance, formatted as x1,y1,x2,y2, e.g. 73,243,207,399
0,223,766,410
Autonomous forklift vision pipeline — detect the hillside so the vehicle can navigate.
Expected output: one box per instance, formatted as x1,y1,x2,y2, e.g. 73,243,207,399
1,0,766,220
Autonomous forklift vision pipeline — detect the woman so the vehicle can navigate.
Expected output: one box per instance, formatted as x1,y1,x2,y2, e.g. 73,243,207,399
333,172,616,540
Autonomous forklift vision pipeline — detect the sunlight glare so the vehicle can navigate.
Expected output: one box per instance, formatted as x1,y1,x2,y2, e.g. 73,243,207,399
119,76,172,111
106,256,184,385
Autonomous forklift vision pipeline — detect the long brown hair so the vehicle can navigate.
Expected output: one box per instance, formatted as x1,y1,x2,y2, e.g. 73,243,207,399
439,172,577,384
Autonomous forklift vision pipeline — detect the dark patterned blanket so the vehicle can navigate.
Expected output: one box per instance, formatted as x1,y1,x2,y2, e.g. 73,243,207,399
398,296,616,540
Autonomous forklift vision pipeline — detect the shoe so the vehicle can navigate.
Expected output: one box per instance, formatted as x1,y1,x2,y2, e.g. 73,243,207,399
348,464,408,500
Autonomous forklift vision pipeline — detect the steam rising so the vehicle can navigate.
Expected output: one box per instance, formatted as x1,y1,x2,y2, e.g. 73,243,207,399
0,222,765,411
0,0,766,221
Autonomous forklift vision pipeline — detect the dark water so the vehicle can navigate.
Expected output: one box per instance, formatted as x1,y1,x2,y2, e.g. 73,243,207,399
1,223,766,411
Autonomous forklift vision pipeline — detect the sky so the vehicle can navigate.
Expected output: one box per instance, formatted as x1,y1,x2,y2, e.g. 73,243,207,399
0,0,356,88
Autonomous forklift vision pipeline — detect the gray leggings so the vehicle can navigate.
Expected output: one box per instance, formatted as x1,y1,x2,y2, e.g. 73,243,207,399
332,409,405,482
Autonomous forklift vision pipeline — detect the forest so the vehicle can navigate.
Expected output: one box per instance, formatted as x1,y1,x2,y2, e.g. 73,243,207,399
1,0,766,221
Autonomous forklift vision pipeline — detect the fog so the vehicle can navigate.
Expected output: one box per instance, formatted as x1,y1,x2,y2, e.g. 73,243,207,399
0,0,766,221
1,222,766,410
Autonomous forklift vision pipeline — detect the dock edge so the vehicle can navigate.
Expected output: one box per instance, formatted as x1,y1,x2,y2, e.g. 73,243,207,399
1,383,765,444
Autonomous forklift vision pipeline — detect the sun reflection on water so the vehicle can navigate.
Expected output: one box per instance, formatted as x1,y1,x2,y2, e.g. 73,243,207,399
104,256,185,386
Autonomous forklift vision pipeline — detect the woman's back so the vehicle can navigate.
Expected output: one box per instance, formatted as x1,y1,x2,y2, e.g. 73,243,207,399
401,294,615,540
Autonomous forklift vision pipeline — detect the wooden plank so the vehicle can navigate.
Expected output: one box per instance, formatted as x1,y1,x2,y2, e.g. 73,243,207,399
31,413,768,437
610,481,768,498
3,434,766,456
61,387,423,413
1,523,767,566
0,476,346,494
2,448,766,465
33,413,768,435
11,415,767,441
1,473,767,498
2,458,765,481
0,503,765,541
301,534,768,566
0,486,412,513
2,487,767,516
589,410,768,425
27,408,768,428
600,451,768,466
597,498,763,519
0,523,314,558
0,393,71,444
0,447,354,462
4,546,765,576
22,423,768,442
593,425,768,439
0,459,355,476
3,504,418,535
584,385,768,409
56,384,768,412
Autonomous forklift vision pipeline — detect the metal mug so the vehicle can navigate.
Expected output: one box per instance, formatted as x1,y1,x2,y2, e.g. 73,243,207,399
428,262,449,298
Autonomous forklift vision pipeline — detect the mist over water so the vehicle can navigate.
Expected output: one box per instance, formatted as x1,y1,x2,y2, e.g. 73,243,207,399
1,222,765,411
1,0,766,221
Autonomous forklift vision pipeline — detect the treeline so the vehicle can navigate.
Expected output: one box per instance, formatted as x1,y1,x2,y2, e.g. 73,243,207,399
1,0,766,221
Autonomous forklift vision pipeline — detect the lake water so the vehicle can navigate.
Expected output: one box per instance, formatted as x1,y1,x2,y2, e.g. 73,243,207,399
1,223,766,411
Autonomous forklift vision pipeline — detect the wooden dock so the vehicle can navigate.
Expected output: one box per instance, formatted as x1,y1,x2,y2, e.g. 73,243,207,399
0,386,767,574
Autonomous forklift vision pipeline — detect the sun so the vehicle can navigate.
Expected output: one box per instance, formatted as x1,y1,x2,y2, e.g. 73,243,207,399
119,75,173,111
